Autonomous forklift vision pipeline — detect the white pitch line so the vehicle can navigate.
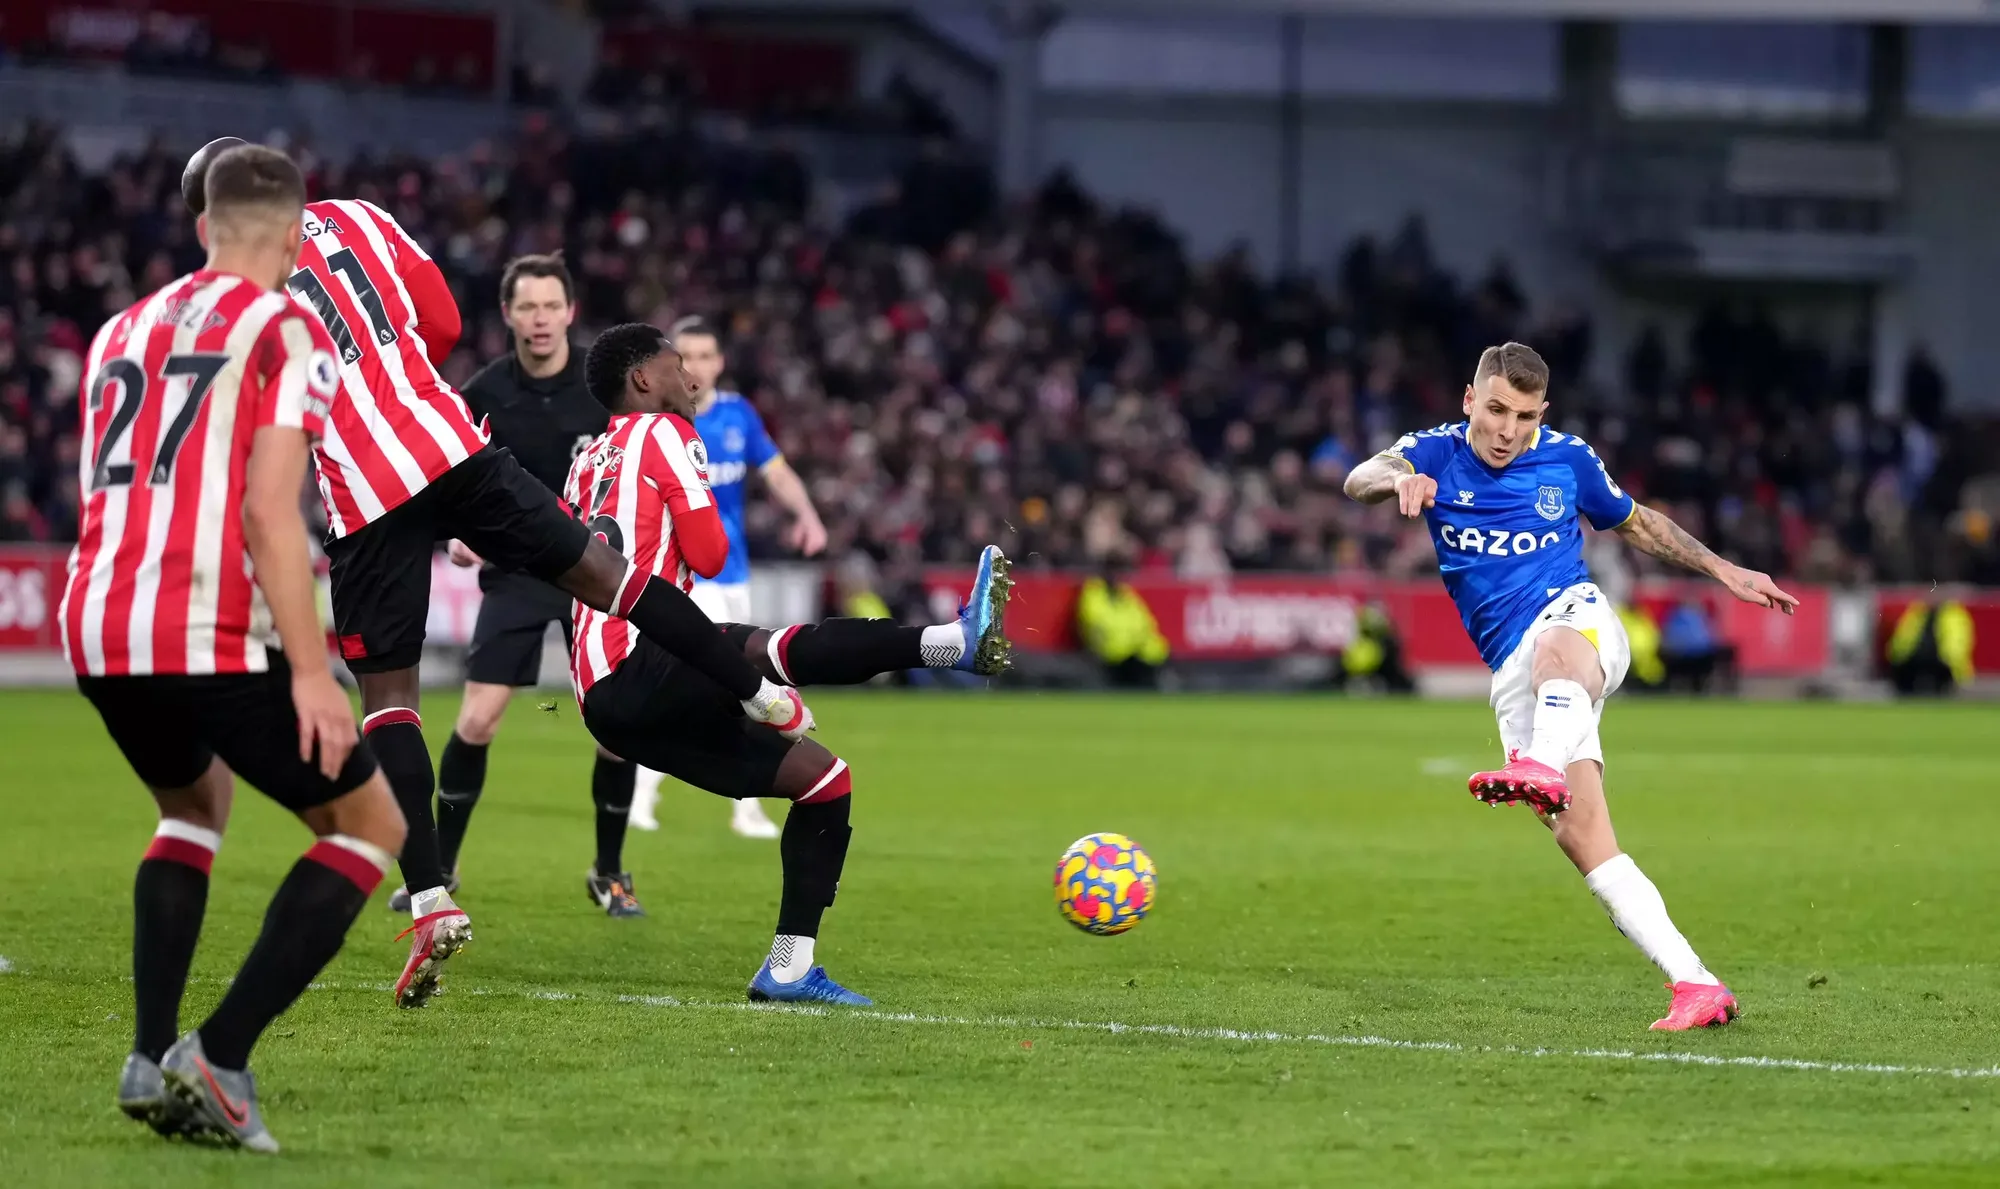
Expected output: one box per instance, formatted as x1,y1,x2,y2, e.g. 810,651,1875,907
296,979,2000,1082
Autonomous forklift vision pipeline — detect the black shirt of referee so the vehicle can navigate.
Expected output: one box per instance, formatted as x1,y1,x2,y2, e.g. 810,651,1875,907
456,257,606,616
461,348,605,499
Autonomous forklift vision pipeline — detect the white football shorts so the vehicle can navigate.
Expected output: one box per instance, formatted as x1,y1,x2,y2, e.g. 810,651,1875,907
1489,581,1631,769
689,580,753,625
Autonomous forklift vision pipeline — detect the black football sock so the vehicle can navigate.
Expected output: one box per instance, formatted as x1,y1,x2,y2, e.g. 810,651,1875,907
764,619,931,686
618,575,761,699
775,791,853,940
363,711,446,897
196,837,387,1070
435,733,488,875
592,753,636,875
132,824,218,1061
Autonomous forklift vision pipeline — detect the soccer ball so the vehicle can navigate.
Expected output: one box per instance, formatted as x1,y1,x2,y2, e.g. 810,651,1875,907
1053,832,1157,936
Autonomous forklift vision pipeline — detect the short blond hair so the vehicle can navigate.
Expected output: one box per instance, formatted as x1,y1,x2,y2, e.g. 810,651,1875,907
1474,341,1549,396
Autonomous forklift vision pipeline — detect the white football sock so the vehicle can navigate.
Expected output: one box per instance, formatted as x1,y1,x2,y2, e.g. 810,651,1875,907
633,766,665,802
919,624,965,668
410,886,457,919
767,934,815,983
1522,679,1592,771
1584,854,1719,985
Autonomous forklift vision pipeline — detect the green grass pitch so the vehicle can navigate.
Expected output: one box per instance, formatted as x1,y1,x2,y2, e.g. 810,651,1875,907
3,688,1999,1187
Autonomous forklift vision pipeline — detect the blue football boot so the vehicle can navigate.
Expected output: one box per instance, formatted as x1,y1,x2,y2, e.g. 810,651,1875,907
747,962,873,1006
951,545,1014,675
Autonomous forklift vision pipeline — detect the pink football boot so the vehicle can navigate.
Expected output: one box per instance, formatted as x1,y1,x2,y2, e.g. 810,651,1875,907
1650,981,1740,1031
1467,751,1572,815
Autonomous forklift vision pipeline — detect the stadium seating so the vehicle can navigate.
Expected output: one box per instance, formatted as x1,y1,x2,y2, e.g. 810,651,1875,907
1,115,1994,588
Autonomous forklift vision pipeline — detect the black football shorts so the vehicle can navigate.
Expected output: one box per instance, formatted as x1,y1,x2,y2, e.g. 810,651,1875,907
580,633,792,800
465,570,574,687
78,650,379,809
325,445,591,674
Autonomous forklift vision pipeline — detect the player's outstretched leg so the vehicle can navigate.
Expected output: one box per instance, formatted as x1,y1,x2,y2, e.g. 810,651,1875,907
161,774,405,1151
584,749,646,917
955,544,1015,675
1542,748,1736,1031
755,546,1015,687
119,759,232,1135
747,743,869,1006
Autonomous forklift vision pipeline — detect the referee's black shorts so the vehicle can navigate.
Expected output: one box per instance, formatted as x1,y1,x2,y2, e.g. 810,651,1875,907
580,633,792,801
325,445,592,674
78,651,379,809
466,570,573,688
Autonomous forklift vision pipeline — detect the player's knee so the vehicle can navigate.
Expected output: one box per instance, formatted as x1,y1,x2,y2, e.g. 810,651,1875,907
455,685,510,744
1531,629,1598,685
1548,766,1617,871
1551,819,1616,875
309,772,407,855
154,757,235,831
739,627,780,682
774,739,849,803
559,539,625,611
357,669,421,716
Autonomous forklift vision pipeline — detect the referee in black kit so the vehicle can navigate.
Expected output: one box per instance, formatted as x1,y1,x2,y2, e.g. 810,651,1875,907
381,254,647,918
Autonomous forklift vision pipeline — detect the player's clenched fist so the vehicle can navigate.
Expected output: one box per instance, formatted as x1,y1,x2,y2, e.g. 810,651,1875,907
1394,471,1438,519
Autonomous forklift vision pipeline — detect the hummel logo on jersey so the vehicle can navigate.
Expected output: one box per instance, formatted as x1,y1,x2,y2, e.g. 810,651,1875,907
1458,490,1475,505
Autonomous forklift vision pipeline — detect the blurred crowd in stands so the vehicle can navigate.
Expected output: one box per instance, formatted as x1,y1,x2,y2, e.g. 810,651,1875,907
577,47,960,139
4,16,481,96
2,112,1996,591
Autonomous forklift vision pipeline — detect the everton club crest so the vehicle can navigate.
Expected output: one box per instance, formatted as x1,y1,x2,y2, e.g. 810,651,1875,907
1535,485,1566,521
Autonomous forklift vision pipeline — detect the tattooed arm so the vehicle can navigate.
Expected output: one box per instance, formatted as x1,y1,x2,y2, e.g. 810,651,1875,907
1343,456,1437,517
1613,504,1723,577
1614,504,1799,614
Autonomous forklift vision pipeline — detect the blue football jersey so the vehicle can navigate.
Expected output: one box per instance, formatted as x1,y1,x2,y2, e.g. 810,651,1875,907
692,391,780,585
1385,422,1636,669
